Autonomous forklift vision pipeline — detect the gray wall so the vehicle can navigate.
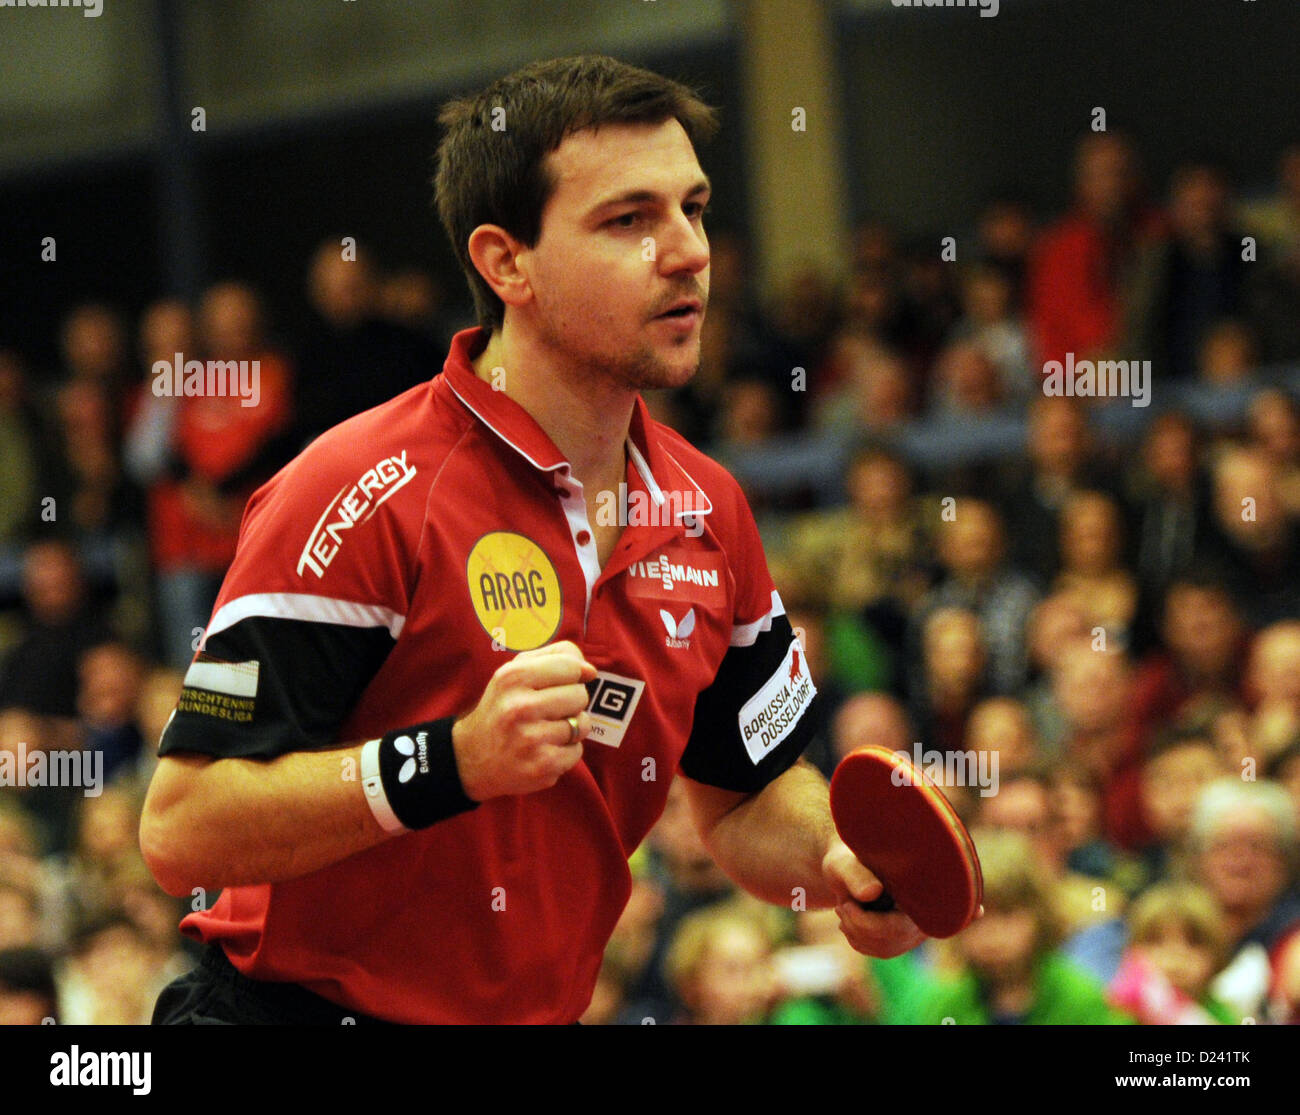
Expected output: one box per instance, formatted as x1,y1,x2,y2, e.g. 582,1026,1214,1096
0,0,731,173
837,0,1299,232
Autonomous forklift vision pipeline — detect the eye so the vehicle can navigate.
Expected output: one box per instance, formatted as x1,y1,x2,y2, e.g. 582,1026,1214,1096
609,212,641,229
686,197,717,222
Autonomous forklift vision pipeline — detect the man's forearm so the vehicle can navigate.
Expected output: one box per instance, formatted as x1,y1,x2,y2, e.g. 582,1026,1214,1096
696,761,840,909
141,643,597,899
140,746,391,897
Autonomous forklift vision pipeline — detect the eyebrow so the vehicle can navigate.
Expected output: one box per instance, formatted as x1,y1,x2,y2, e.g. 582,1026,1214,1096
587,175,712,217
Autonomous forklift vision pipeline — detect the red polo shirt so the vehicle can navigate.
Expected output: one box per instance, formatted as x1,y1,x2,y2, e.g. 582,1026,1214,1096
159,327,816,1023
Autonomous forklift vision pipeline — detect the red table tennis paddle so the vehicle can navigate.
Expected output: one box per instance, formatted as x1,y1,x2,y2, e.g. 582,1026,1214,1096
829,744,983,938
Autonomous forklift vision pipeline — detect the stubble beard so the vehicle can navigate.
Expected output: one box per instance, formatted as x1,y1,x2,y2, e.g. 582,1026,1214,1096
540,312,702,394
601,339,699,392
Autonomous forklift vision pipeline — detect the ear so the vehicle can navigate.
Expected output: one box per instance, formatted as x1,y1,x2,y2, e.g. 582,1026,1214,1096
467,225,532,313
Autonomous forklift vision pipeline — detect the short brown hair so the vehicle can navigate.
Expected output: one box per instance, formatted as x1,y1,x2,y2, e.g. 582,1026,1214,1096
663,902,769,1002
433,54,719,333
1127,883,1230,970
968,827,1063,956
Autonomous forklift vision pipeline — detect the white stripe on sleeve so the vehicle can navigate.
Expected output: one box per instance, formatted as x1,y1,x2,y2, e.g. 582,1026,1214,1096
729,589,786,648
204,592,406,644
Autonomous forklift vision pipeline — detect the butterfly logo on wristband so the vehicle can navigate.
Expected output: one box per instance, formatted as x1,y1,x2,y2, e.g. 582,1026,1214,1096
394,732,429,782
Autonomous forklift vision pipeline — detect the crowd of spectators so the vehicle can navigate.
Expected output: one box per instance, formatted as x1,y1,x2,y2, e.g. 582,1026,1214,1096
2,132,1300,1024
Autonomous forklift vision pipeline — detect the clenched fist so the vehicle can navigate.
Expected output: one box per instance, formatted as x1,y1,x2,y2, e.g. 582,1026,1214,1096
452,641,598,801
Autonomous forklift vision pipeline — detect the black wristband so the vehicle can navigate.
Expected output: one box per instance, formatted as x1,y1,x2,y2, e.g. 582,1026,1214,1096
371,719,479,831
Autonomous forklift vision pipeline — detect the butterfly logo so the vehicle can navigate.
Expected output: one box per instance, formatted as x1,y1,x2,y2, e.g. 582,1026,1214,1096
660,607,696,647
394,735,417,782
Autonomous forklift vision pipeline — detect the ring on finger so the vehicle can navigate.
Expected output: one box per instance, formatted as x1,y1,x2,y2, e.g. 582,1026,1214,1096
566,715,582,744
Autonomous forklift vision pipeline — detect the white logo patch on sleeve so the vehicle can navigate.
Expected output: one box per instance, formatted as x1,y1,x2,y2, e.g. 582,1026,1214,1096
738,640,816,765
182,658,260,698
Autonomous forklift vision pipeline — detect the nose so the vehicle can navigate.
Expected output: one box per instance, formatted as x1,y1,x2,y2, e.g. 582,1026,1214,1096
657,210,710,278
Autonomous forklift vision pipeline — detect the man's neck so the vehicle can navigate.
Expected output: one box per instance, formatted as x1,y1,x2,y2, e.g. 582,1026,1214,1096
472,326,636,491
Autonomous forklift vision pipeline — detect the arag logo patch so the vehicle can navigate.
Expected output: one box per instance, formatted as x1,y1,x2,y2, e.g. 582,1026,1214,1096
466,531,563,651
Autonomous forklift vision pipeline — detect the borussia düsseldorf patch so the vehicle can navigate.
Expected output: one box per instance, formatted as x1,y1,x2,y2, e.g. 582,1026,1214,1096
738,641,816,765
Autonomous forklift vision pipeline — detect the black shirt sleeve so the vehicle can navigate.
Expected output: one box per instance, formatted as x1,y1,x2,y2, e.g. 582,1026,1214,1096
679,611,818,793
157,616,394,760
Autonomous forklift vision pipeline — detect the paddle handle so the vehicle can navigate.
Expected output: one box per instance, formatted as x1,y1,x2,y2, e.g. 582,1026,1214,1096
859,891,896,913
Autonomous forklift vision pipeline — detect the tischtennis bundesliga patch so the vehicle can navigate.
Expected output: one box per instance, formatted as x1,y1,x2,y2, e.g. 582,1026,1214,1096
582,670,646,748
177,655,260,724
738,640,816,765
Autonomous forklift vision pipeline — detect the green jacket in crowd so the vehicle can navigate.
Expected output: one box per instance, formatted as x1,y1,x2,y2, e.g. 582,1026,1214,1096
900,952,1136,1026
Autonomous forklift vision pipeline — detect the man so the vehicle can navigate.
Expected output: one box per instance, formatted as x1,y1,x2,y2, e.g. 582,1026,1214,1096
907,497,1039,696
1123,160,1249,380
141,54,923,1026
1026,131,1163,371
292,239,443,448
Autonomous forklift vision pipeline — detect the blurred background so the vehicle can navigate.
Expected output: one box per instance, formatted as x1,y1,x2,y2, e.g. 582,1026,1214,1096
1,0,1299,1025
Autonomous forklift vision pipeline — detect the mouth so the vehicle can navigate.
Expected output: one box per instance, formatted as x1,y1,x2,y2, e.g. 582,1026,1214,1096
654,299,703,320
650,294,702,313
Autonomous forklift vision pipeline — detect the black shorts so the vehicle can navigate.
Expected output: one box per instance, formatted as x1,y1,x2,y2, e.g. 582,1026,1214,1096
152,943,394,1026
